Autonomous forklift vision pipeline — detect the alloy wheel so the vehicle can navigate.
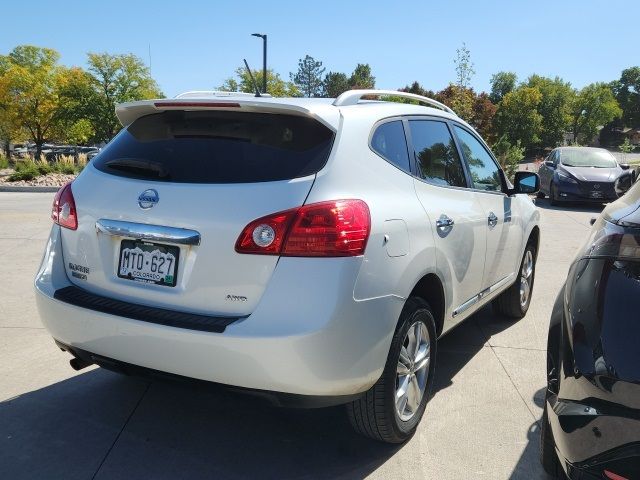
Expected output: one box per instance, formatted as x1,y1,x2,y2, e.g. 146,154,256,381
519,250,534,308
395,321,430,421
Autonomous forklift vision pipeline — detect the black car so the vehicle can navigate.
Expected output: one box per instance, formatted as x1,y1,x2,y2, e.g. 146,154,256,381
538,147,633,205
541,176,640,478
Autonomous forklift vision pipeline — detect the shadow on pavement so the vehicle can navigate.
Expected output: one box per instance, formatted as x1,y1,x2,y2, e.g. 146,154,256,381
0,367,403,480
433,304,516,395
1,308,529,480
508,388,554,480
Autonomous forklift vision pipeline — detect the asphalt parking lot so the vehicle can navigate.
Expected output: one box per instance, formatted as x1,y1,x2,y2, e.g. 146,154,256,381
0,192,603,480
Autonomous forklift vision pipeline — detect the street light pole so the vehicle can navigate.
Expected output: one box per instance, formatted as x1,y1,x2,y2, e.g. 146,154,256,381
251,33,267,94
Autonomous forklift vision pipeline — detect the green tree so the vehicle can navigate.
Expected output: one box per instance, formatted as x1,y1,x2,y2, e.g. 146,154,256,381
489,71,517,103
610,67,640,128
220,67,300,97
571,83,622,144
399,81,435,98
86,52,163,143
55,67,97,144
323,71,349,97
290,55,325,97
492,135,525,181
526,75,575,148
454,43,475,89
436,84,475,123
348,64,375,89
472,92,497,144
620,137,635,154
494,86,543,150
0,46,71,158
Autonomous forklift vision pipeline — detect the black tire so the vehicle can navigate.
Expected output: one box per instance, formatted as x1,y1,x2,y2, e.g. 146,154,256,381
549,183,559,206
492,243,536,319
540,401,563,477
347,297,437,443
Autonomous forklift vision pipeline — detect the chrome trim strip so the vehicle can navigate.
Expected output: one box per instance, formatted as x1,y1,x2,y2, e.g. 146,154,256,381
487,273,515,295
95,219,201,246
452,295,479,317
452,273,515,317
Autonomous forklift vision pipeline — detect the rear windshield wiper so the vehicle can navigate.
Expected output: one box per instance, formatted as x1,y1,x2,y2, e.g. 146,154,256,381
105,158,170,179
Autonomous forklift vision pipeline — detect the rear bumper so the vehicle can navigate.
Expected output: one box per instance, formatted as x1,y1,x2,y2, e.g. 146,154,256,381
546,394,640,479
35,226,403,399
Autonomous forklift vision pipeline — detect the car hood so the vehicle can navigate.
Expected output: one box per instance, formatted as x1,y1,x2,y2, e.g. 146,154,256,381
560,164,622,182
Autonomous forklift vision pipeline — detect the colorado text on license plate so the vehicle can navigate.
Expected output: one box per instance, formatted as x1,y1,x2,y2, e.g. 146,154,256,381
118,242,178,286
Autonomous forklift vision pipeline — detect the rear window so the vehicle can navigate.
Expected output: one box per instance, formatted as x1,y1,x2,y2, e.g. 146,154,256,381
93,111,335,183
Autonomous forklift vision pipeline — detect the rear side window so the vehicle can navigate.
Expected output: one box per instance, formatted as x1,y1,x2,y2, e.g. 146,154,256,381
408,120,467,187
93,111,335,183
370,121,410,173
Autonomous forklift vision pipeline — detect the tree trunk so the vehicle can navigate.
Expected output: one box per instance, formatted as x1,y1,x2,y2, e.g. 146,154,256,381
2,138,10,159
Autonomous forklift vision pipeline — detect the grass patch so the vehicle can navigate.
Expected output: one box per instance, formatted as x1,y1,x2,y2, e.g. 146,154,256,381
0,155,9,169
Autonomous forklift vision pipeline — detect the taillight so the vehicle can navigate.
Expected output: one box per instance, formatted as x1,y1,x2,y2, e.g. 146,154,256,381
235,199,370,257
51,182,77,230
582,219,640,259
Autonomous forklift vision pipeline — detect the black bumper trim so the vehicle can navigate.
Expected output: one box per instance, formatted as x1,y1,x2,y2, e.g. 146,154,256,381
55,341,363,408
53,285,240,333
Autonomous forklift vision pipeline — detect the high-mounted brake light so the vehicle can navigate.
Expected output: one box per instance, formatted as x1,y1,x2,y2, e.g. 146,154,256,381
154,102,240,108
235,200,370,257
51,182,77,230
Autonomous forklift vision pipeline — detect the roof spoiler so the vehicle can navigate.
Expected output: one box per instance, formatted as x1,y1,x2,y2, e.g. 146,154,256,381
115,96,339,131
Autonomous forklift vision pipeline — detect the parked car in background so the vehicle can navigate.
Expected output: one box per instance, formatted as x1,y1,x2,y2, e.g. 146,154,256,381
541,175,640,478
537,147,631,205
35,89,540,443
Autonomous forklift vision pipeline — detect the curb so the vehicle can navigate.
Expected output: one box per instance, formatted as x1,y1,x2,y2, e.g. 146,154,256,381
0,185,60,193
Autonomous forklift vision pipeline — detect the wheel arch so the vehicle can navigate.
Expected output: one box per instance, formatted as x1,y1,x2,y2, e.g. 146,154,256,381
408,273,445,337
527,225,541,262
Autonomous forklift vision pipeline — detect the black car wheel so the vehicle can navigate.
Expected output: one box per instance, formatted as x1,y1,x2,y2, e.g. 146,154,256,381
347,297,437,443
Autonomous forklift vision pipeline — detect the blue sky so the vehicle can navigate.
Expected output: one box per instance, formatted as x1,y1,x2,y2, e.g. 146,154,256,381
2,0,638,98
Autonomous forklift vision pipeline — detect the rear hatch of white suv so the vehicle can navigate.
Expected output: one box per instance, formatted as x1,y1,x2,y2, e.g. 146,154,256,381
59,102,337,318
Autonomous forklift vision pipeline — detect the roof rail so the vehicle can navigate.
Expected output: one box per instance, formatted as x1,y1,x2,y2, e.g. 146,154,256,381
175,90,264,99
332,89,456,115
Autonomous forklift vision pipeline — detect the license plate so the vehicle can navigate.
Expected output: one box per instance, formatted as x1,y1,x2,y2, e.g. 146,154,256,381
117,240,179,287
590,191,603,198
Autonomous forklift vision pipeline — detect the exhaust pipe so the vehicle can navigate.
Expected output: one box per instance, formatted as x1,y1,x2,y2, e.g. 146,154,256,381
69,356,94,371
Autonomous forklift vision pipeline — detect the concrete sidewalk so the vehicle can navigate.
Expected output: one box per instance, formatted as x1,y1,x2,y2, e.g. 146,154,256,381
0,192,600,479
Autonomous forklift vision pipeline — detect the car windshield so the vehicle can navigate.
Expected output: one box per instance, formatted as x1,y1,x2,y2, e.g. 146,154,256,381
560,149,617,168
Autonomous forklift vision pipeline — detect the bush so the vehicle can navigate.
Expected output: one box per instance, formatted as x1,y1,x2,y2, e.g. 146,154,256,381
8,161,40,181
0,155,9,169
492,135,525,181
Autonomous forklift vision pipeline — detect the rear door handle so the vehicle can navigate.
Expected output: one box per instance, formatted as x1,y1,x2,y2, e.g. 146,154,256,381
488,212,498,228
436,214,455,230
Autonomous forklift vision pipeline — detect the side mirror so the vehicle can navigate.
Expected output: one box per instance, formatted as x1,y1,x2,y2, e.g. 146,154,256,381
544,160,555,168
620,163,630,170
513,171,540,195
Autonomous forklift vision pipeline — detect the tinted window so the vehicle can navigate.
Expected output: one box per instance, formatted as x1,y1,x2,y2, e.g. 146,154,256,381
93,111,334,183
409,120,467,187
371,121,410,172
454,126,503,192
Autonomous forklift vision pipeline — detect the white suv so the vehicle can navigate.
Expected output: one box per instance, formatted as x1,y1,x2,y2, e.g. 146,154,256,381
35,89,540,443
